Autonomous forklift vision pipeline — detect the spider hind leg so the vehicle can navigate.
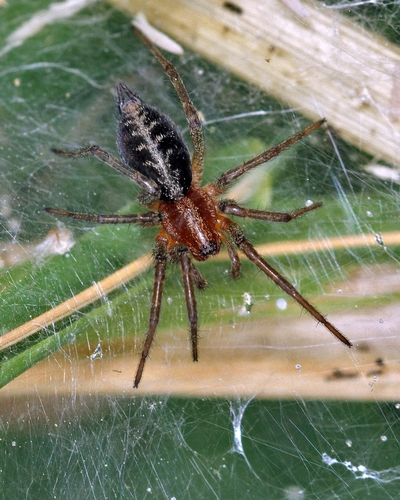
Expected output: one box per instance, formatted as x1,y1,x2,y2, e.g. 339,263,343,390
133,27,205,186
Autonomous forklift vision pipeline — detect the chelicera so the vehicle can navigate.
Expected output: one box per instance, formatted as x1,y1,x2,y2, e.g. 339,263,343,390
45,28,352,388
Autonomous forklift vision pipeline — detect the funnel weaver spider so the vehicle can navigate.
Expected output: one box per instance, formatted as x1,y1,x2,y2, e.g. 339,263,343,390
45,28,352,387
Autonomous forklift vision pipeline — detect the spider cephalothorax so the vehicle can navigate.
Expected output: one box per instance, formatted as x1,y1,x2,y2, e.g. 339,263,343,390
45,28,351,388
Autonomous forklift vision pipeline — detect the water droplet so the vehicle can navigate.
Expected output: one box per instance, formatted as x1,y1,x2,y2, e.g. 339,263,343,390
375,233,385,248
237,307,248,316
238,292,253,316
89,343,103,361
283,485,305,499
276,298,287,310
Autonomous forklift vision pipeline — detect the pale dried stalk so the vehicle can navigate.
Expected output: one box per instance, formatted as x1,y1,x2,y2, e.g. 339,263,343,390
0,254,152,350
2,231,399,351
109,0,400,166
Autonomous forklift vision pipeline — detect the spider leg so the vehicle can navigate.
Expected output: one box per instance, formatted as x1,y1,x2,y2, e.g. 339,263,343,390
180,251,199,362
191,263,208,290
134,239,168,388
52,145,160,197
223,218,352,347
219,200,322,222
220,232,241,278
206,119,326,196
44,208,162,226
133,27,205,186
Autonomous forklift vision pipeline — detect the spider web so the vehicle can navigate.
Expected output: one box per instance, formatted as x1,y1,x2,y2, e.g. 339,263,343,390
1,1,400,499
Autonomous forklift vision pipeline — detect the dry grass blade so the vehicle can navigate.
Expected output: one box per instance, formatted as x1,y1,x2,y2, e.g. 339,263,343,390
2,230,399,351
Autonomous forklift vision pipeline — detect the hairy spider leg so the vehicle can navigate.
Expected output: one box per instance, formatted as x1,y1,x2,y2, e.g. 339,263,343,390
206,119,326,197
134,238,168,388
191,262,208,289
218,200,323,222
220,217,352,347
180,252,199,363
43,208,161,226
52,144,160,197
133,238,204,388
133,27,205,186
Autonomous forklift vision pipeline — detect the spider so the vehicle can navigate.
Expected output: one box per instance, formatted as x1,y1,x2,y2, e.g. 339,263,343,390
45,28,352,388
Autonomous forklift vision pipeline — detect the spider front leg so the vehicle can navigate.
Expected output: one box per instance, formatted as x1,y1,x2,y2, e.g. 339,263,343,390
220,232,241,278
134,238,168,388
222,218,352,347
191,263,208,290
180,252,199,362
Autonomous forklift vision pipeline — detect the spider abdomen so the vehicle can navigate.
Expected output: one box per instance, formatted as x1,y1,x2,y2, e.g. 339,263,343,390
116,82,192,202
159,186,221,262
